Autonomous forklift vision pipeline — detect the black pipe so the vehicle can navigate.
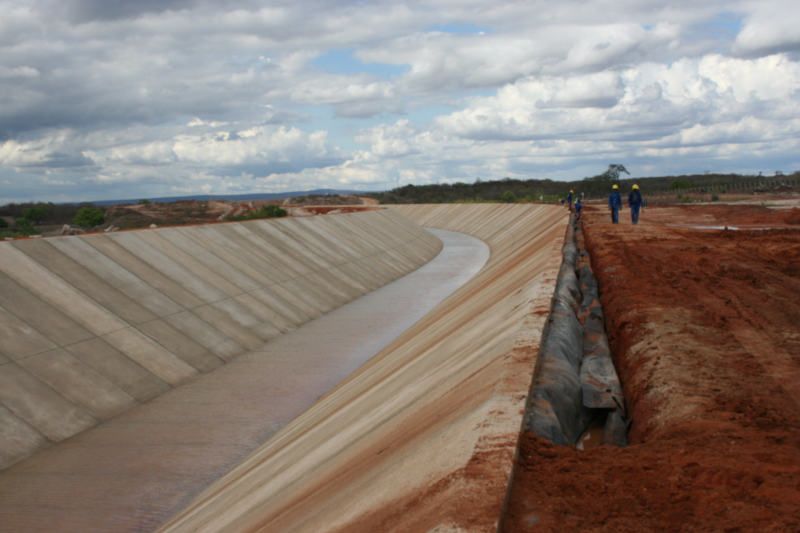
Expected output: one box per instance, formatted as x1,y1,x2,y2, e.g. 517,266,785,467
522,214,629,447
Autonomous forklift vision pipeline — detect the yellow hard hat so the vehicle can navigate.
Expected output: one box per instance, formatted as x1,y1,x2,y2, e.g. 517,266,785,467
632,184,639,189
570,189,574,193
612,184,619,189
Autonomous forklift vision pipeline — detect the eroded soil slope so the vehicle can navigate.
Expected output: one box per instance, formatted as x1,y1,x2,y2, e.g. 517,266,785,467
503,204,800,532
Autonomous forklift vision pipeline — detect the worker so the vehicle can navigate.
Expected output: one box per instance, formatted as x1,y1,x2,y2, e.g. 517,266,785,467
608,184,622,223
574,198,582,220
628,184,644,224
566,189,574,210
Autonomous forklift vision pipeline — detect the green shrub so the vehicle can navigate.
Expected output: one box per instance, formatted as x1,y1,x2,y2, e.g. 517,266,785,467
138,199,151,205
711,194,719,202
501,190,517,203
22,206,47,223
258,205,287,218
0,217,7,228
670,179,692,190
14,218,35,235
228,204,287,221
73,206,105,228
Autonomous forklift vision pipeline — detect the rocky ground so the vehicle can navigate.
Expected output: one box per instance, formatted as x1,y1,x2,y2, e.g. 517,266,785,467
502,202,800,532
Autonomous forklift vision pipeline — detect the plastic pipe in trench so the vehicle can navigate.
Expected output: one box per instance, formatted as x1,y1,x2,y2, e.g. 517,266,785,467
522,214,629,447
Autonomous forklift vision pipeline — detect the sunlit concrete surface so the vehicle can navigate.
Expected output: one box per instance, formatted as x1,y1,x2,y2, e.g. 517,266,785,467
0,204,567,532
0,209,440,470
162,204,567,533
0,228,487,533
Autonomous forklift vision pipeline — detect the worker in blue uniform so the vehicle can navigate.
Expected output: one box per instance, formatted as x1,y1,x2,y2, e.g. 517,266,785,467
628,184,643,224
566,189,574,210
608,184,622,223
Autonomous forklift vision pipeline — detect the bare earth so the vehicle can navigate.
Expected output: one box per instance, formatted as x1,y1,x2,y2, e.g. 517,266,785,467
502,203,800,532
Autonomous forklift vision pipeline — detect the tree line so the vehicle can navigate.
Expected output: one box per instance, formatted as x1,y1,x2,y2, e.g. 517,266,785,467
368,167,799,204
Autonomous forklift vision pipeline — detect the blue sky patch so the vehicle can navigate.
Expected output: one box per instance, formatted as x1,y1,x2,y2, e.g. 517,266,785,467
426,23,491,35
705,12,743,35
312,48,409,78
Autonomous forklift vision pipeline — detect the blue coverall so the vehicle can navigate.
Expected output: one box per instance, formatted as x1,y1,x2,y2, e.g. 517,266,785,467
566,191,573,210
608,191,622,223
628,189,643,224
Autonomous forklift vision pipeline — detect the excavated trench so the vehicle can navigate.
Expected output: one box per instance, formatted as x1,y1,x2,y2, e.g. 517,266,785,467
499,213,630,529
520,214,628,448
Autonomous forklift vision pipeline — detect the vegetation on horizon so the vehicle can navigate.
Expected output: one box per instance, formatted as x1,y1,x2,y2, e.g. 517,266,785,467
73,206,106,228
1,168,797,237
368,167,799,204
0,201,104,238
227,204,288,221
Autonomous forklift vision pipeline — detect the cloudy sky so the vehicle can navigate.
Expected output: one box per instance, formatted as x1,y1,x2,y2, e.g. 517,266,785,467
1,0,799,203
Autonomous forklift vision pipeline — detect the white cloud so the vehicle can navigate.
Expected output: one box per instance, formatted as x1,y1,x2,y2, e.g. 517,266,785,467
288,76,396,108
733,0,800,56
435,52,800,144
697,54,800,103
0,0,798,202
0,65,39,79
93,125,340,172
187,118,227,128
356,120,418,157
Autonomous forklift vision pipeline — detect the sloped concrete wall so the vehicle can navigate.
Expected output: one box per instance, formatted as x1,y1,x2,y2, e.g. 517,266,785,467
0,209,441,470
161,204,567,533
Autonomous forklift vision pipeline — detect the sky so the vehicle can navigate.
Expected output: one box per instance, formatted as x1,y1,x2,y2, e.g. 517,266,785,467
1,0,799,204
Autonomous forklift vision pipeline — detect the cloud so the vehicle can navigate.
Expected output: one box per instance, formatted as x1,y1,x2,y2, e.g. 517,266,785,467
356,119,419,157
435,53,800,143
287,75,397,117
0,1,798,203
62,0,198,23
0,130,96,169
733,0,800,57
87,124,346,177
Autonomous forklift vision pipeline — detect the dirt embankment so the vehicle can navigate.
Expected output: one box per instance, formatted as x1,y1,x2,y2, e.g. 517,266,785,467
503,204,800,532
102,199,377,230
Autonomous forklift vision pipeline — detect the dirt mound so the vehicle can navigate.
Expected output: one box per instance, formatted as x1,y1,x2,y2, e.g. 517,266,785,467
502,205,800,532
675,203,800,226
288,205,379,216
103,199,376,230
105,200,220,228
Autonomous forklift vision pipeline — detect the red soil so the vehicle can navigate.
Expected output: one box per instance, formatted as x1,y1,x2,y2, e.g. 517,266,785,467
502,204,800,532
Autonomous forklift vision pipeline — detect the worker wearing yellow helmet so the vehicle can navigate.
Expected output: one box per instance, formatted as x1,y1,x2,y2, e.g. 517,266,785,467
608,184,622,223
628,184,644,224
566,189,575,211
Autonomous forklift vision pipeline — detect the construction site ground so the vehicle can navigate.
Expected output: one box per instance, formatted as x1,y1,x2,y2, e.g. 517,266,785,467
503,202,800,532
3,200,800,532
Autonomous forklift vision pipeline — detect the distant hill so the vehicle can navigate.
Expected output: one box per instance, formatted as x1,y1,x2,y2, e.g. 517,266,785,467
92,189,370,206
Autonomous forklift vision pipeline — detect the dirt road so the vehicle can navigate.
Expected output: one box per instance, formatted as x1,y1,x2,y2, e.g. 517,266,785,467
503,203,800,532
